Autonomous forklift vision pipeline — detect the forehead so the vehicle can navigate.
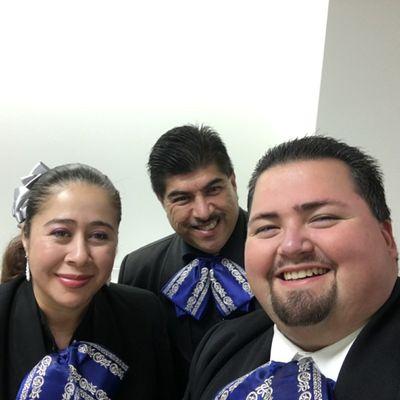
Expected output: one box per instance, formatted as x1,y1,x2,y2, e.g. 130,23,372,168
251,159,362,211
36,182,116,218
164,164,228,194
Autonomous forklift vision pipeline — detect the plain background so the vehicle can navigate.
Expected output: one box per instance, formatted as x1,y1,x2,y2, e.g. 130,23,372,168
1,0,398,281
317,0,400,249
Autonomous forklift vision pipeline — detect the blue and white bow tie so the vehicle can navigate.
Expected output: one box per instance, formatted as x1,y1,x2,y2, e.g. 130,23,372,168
17,341,129,400
215,357,336,400
162,256,254,320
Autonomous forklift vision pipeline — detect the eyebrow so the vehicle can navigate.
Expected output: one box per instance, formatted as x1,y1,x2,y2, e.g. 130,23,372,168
295,199,347,212
166,178,225,200
44,218,115,231
249,199,347,224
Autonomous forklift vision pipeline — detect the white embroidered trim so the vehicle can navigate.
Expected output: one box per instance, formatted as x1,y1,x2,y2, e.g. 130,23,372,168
210,269,235,315
312,360,323,400
247,376,274,400
64,364,110,400
77,342,128,380
215,361,274,400
185,267,210,316
165,257,253,317
298,358,312,400
221,259,253,296
19,355,52,400
163,259,198,297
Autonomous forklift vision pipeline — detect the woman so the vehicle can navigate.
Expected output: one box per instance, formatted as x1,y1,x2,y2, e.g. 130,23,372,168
0,162,176,399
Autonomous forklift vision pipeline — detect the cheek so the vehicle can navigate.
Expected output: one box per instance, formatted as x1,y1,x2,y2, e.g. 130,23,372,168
220,192,238,212
245,238,274,281
97,247,117,269
29,240,64,271
167,207,190,227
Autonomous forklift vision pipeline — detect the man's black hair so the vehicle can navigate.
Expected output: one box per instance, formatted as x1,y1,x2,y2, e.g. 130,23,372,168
248,135,390,221
148,125,234,198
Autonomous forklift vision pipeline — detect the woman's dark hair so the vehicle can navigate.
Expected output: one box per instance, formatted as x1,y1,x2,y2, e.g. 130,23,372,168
1,163,121,283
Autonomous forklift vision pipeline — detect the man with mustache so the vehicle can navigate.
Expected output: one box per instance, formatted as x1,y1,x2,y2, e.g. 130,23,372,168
119,125,257,395
185,136,399,400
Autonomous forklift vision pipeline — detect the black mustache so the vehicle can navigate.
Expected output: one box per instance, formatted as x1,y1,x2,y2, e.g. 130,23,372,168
191,215,221,226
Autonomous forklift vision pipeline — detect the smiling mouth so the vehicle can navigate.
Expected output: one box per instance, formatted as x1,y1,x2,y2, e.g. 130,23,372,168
281,268,329,281
192,216,220,231
56,274,93,288
57,274,92,280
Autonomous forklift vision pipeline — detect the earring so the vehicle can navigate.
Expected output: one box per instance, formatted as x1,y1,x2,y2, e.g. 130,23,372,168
25,257,31,282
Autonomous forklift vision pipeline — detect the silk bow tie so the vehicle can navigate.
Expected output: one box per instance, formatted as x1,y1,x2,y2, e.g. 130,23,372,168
162,256,254,320
215,357,336,400
17,341,129,400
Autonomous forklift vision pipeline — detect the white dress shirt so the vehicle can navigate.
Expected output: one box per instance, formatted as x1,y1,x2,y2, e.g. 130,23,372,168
270,325,363,381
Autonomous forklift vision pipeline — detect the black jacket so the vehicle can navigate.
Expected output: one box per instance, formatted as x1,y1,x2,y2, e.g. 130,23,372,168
118,209,258,395
0,277,176,400
185,278,400,400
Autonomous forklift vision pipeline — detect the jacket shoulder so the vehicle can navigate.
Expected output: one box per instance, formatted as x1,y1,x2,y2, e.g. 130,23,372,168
0,277,24,311
125,233,177,261
118,233,179,289
106,283,162,311
186,309,273,399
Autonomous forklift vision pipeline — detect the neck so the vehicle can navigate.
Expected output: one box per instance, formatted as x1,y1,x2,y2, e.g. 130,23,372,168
38,301,88,350
275,318,367,352
47,309,85,349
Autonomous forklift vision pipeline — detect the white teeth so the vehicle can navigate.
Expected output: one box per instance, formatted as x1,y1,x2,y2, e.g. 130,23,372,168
195,219,218,231
283,268,327,281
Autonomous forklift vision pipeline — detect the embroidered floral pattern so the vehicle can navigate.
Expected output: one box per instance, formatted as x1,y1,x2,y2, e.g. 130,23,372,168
297,358,312,400
215,362,275,400
17,342,128,400
312,360,323,400
214,359,334,400
78,342,128,380
18,355,52,399
221,259,253,295
163,259,198,297
247,376,274,400
185,267,210,316
61,365,113,400
162,256,254,319
210,269,235,315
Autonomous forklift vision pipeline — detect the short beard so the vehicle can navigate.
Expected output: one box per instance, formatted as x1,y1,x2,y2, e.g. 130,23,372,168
270,282,337,326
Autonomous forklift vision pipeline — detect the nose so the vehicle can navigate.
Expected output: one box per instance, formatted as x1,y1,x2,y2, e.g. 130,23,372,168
277,225,314,258
65,235,91,267
192,195,214,221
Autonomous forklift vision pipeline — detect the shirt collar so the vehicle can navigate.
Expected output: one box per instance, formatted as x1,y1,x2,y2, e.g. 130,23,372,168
271,324,363,381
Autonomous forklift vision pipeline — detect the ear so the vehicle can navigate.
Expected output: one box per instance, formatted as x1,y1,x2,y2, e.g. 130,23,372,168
229,172,237,191
380,220,398,261
21,229,29,257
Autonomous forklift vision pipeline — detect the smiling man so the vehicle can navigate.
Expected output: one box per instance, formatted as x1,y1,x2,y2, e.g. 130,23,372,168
185,136,399,400
118,125,256,395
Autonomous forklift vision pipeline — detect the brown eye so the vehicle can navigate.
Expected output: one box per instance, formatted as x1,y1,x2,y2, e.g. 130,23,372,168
51,229,71,238
252,225,280,238
91,232,109,241
206,186,222,195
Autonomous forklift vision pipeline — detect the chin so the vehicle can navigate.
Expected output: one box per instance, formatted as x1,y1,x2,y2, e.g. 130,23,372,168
56,295,93,311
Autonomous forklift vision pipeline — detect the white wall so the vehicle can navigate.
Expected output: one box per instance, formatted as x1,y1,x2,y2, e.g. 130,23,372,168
316,0,400,243
0,1,329,280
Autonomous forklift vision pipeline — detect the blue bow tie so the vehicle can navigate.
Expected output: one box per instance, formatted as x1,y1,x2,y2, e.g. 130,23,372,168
215,357,336,400
162,256,254,320
17,341,129,399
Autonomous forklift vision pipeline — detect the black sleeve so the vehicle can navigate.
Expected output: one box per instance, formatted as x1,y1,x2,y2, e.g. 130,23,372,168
184,310,274,400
